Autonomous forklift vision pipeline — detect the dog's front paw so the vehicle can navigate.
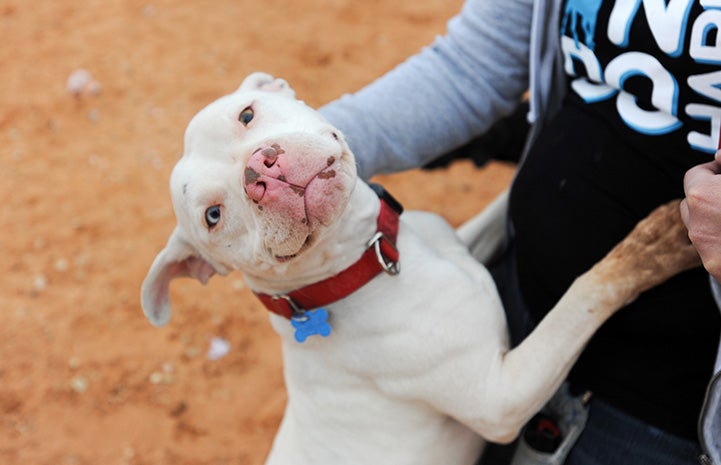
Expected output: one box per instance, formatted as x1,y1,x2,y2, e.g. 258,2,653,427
593,199,701,305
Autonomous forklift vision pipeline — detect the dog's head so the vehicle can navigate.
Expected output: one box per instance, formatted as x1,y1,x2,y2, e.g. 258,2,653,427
141,73,357,326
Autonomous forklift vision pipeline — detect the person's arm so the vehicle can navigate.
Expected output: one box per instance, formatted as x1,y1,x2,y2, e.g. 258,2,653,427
320,0,533,180
681,150,721,282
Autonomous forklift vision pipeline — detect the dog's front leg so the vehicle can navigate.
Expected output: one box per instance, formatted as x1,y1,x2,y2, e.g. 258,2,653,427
465,200,700,442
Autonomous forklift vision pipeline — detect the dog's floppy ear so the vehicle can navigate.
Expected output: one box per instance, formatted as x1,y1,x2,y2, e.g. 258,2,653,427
238,72,295,98
141,227,218,327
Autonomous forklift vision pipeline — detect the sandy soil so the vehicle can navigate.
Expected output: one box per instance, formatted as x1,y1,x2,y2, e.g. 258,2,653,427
0,1,514,464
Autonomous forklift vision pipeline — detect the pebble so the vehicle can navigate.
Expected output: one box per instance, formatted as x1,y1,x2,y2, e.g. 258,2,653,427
33,274,48,292
70,377,88,393
207,337,231,361
54,258,69,272
148,372,164,385
66,69,102,98
66,69,92,95
149,364,175,385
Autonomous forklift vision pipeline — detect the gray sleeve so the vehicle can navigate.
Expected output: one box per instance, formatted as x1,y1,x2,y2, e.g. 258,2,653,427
699,275,721,464
319,0,534,180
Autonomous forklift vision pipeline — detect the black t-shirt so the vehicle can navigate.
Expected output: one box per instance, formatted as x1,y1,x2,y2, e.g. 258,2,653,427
510,0,721,440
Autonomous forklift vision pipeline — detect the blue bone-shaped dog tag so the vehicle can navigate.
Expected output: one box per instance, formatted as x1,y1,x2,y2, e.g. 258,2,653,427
291,308,332,343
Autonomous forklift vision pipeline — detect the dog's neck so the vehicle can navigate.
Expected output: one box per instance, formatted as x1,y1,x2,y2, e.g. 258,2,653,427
242,181,382,295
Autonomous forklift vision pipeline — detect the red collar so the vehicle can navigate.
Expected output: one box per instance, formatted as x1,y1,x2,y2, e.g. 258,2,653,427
254,184,403,320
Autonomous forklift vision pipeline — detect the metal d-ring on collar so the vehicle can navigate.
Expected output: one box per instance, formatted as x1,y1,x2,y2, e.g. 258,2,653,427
271,294,308,321
366,231,400,275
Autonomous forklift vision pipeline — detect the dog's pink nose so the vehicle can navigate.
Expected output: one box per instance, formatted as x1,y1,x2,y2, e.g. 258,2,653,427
244,143,292,203
260,145,280,168
248,144,286,174
244,167,266,202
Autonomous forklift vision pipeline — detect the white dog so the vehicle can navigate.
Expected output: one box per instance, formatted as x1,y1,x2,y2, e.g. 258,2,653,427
141,73,699,465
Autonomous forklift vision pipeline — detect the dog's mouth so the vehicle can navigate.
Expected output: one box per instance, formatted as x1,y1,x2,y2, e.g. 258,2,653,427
245,168,329,263
274,234,314,262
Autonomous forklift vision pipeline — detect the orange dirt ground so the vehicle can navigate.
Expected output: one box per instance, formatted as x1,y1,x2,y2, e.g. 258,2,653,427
0,1,515,464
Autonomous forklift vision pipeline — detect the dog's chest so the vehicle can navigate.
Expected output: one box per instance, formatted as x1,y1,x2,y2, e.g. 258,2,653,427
263,215,500,464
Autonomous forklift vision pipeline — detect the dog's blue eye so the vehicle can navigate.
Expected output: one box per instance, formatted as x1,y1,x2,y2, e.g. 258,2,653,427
239,107,254,126
205,205,222,228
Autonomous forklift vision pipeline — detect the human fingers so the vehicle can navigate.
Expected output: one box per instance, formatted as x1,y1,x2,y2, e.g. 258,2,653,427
684,159,721,193
680,197,690,229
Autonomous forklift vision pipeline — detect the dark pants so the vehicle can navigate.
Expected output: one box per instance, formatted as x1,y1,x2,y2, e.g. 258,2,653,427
480,245,702,465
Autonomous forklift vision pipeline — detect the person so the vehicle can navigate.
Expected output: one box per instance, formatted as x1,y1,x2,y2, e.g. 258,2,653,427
318,0,721,464
683,151,721,283
681,152,721,465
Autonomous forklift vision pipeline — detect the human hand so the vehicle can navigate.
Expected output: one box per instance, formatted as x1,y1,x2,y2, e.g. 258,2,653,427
681,150,721,282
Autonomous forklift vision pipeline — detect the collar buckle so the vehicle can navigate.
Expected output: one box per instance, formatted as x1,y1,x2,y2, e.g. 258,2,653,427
367,231,400,276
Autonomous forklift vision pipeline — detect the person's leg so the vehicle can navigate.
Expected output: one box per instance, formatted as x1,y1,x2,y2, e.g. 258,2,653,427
565,397,701,465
